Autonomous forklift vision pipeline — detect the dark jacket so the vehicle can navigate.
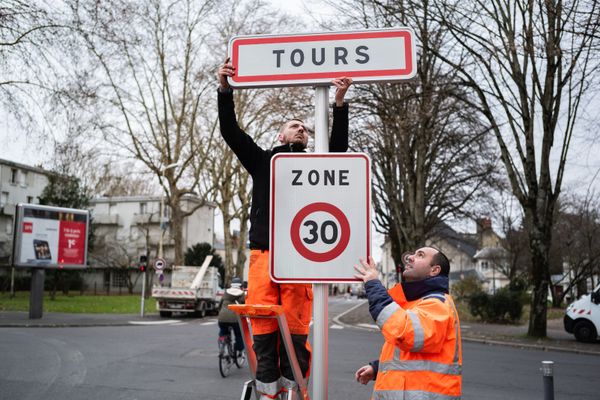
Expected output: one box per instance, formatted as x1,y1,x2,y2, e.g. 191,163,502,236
217,88,349,250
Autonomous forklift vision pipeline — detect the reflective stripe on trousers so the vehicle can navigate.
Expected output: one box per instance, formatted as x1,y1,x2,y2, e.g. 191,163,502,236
372,390,461,400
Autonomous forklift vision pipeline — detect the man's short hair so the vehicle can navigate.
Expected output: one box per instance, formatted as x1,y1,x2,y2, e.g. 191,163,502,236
279,118,305,134
431,249,450,277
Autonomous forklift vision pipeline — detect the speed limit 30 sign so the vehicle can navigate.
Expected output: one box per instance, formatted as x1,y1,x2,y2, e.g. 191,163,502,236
270,153,370,282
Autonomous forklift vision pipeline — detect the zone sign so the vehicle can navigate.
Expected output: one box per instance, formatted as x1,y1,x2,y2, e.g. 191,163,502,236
270,153,370,283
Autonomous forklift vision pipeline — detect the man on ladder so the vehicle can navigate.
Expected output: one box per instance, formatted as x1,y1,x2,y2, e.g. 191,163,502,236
217,59,352,399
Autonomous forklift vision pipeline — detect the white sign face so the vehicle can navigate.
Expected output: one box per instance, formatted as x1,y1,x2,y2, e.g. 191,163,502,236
154,258,165,271
228,28,416,88
14,204,89,269
270,153,371,283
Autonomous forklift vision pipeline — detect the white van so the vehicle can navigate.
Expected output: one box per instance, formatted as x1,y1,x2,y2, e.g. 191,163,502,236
564,284,600,342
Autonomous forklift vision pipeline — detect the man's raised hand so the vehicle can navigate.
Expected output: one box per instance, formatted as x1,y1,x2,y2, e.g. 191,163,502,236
218,57,235,90
332,77,353,106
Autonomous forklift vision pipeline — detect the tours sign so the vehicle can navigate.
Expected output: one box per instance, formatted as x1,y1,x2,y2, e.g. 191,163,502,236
14,204,89,269
270,153,371,283
228,28,416,87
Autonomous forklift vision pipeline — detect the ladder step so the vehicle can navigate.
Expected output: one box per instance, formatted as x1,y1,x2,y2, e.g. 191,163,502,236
229,304,285,317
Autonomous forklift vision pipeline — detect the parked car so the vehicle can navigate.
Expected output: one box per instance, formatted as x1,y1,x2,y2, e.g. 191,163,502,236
564,284,600,342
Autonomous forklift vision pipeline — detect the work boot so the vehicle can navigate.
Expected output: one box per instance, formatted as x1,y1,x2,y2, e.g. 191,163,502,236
278,376,298,400
256,379,280,400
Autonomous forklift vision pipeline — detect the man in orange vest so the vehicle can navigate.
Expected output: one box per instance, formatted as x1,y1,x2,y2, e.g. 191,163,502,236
353,247,462,399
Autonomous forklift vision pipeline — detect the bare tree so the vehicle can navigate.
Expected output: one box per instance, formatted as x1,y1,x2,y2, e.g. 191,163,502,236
325,0,498,273
69,0,218,264
550,192,600,306
1,1,66,99
433,0,600,337
90,235,141,295
198,0,312,285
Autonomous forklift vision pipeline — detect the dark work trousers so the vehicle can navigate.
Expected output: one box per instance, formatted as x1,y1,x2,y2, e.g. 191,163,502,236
218,321,245,352
253,331,311,383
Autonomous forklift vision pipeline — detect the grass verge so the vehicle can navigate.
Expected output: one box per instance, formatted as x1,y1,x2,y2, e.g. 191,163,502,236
0,291,157,314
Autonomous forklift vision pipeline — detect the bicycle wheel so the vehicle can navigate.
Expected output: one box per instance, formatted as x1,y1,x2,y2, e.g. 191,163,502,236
219,352,233,377
234,348,246,368
218,338,233,378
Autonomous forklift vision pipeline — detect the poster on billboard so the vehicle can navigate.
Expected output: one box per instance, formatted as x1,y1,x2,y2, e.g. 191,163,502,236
13,204,90,269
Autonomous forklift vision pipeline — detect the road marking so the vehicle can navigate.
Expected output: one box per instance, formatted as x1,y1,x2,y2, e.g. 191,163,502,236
128,320,182,325
357,323,378,330
330,324,344,329
331,299,368,328
200,321,217,326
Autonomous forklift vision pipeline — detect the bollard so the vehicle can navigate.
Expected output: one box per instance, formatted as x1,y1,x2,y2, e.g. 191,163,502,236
541,361,554,400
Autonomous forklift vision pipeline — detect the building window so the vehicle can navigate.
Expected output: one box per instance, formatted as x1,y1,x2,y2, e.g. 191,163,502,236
10,168,18,184
481,261,489,271
111,270,129,288
27,196,33,203
139,202,148,214
21,171,28,187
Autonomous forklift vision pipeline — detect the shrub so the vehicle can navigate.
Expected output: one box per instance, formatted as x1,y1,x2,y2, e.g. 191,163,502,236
468,287,524,323
451,276,484,301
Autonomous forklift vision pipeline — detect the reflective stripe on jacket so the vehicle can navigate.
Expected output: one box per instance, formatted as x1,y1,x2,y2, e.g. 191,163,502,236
372,286,462,400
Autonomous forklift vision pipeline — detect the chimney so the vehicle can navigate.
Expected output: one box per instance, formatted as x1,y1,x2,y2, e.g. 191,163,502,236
477,217,492,233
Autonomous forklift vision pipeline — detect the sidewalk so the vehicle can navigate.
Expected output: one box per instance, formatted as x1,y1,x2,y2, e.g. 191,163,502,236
335,300,600,356
0,311,167,328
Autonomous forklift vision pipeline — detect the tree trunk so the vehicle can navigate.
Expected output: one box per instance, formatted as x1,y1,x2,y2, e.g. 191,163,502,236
170,195,184,265
527,222,551,337
222,214,234,287
236,215,249,279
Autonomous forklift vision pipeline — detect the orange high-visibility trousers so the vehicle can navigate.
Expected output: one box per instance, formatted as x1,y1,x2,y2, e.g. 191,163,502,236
246,250,313,335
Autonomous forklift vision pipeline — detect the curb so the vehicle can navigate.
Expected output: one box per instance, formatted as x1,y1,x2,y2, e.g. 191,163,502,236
0,321,139,328
332,300,600,356
461,336,600,356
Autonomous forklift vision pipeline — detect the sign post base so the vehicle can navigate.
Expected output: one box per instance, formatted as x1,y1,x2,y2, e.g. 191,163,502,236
29,268,45,319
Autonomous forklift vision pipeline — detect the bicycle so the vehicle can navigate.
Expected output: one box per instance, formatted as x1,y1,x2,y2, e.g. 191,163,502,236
218,326,246,378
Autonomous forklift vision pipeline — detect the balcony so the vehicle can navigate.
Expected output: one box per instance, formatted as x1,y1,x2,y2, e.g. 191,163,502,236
93,214,119,225
133,213,159,225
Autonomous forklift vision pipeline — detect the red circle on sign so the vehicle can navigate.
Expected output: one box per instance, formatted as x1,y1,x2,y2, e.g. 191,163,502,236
290,202,351,263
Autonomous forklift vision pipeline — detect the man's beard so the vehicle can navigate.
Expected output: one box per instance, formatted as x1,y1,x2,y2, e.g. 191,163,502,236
289,142,306,152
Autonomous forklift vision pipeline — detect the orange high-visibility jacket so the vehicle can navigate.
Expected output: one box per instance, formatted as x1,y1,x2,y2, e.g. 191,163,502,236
371,283,462,400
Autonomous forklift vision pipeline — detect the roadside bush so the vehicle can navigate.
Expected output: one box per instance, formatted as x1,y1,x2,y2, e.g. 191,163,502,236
468,287,524,323
451,276,484,301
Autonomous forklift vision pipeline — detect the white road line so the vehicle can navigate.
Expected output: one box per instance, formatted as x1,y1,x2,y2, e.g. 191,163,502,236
330,324,344,330
331,299,368,328
128,320,182,325
357,323,378,330
200,321,217,326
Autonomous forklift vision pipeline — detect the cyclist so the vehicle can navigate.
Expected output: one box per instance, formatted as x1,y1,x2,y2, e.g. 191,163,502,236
218,277,245,357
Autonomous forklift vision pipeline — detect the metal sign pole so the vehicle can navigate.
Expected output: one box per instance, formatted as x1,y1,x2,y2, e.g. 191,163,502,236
312,85,330,400
140,271,146,317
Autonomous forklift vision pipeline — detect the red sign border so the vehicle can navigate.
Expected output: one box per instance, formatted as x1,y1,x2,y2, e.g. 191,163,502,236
229,29,415,84
289,202,351,263
270,153,371,282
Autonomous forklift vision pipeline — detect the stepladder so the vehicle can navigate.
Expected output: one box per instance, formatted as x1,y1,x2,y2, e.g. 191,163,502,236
228,304,310,400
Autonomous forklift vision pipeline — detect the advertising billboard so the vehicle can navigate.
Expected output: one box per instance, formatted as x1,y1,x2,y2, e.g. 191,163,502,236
13,204,90,269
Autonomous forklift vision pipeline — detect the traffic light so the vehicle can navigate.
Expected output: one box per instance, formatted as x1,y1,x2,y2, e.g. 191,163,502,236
139,255,148,272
